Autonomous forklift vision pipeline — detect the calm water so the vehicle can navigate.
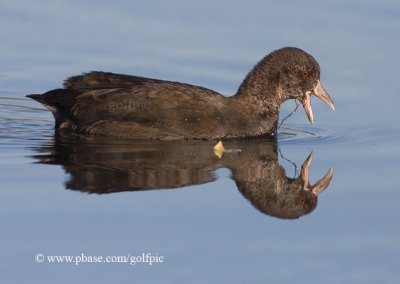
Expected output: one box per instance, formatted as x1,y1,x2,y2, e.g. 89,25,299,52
1,1,400,283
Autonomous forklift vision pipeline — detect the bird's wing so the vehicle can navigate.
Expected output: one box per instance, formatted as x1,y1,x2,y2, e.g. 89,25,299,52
69,81,228,139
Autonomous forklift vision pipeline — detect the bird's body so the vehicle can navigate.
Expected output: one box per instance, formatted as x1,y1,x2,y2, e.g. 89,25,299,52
27,47,335,140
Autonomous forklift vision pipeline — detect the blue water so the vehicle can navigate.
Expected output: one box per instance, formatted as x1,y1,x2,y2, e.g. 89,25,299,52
1,1,400,283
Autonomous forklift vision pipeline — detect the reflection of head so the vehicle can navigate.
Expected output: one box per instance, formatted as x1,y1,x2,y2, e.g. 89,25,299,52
233,153,333,219
236,178,317,219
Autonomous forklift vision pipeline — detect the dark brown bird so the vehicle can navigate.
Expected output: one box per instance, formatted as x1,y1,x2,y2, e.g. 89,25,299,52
27,47,335,140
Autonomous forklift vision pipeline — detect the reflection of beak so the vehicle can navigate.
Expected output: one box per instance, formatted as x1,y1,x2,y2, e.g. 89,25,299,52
301,152,334,195
303,80,335,124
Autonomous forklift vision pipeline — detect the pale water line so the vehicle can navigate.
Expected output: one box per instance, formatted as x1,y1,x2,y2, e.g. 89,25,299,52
0,96,31,101
0,98,54,147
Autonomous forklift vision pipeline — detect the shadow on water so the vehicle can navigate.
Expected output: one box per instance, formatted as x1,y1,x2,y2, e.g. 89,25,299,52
29,133,334,220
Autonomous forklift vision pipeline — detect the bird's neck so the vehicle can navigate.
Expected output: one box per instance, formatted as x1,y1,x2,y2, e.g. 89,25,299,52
226,59,286,136
233,59,285,114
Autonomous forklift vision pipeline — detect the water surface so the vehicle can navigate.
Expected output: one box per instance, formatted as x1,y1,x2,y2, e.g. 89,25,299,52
1,1,400,283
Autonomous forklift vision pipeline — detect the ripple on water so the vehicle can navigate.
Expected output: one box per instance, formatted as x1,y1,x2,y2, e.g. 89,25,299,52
0,97,54,147
278,123,399,146
278,124,351,145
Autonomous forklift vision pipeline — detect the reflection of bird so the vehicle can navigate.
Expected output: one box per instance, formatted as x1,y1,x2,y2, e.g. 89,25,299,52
234,153,333,219
31,134,334,219
27,47,334,140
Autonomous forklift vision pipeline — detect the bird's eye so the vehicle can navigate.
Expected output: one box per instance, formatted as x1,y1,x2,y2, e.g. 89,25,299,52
302,70,308,77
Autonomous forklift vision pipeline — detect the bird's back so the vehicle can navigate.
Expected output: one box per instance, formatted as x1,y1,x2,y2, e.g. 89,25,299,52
28,71,232,139
64,71,166,90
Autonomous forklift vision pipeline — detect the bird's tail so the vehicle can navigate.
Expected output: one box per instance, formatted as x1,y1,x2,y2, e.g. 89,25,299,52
26,89,79,128
26,89,78,112
26,94,47,104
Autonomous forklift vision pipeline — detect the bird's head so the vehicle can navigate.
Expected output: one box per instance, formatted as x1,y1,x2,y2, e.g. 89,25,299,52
269,47,335,123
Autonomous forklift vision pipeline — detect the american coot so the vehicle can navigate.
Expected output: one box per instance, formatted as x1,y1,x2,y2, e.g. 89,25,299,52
27,47,335,140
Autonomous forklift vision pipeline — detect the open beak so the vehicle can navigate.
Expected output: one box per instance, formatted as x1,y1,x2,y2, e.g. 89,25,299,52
301,152,334,196
302,80,335,124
